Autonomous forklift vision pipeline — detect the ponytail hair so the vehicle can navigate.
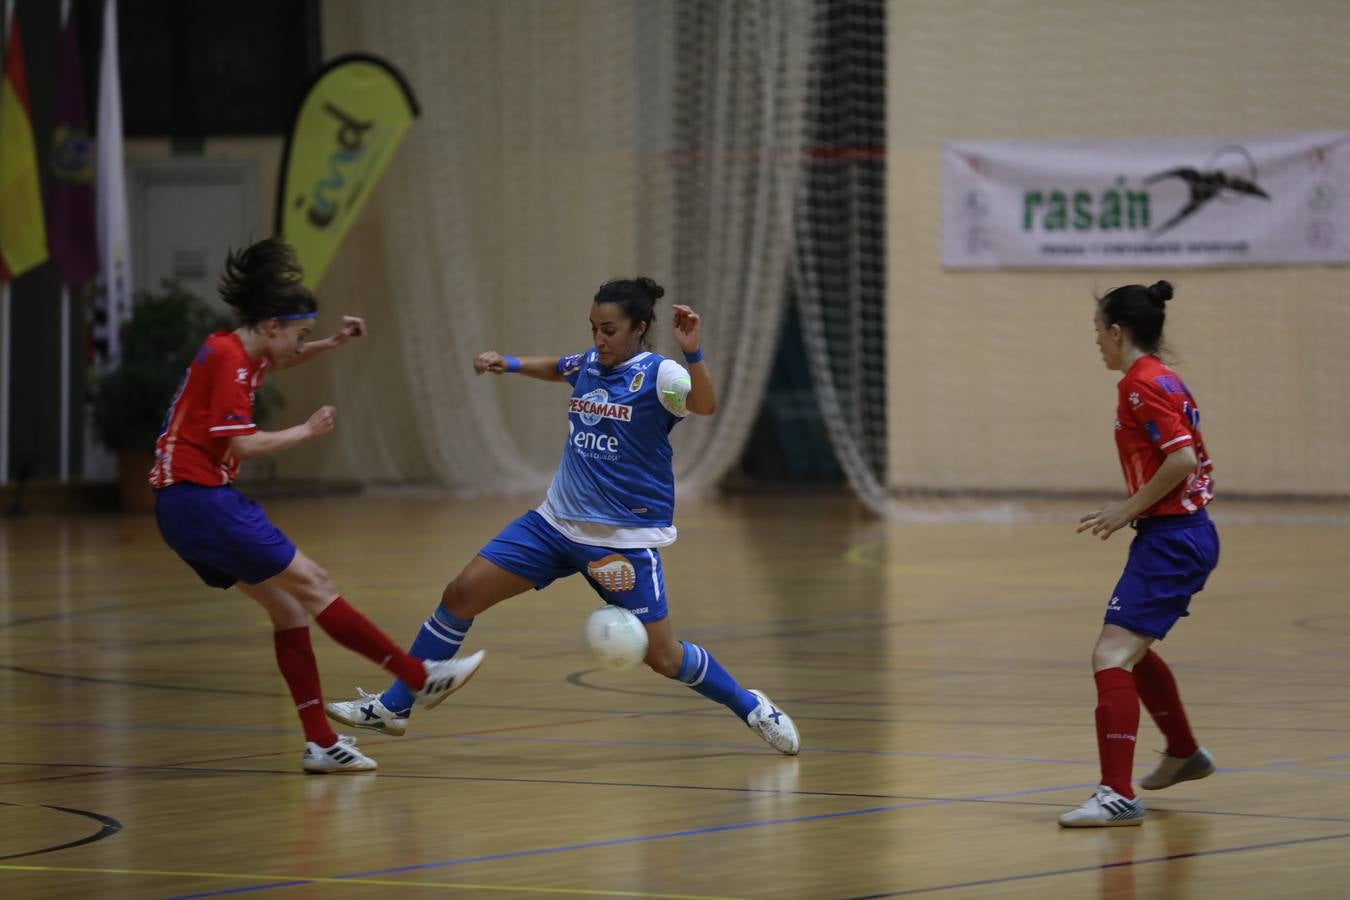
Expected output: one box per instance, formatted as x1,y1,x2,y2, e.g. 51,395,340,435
218,238,318,327
1097,279,1173,354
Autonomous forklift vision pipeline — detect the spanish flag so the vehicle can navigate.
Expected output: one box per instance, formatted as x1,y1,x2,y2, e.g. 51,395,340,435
0,12,49,282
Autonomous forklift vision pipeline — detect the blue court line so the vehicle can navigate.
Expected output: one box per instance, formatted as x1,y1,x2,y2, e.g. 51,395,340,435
6,720,1350,779
840,830,1350,898
6,756,1349,827
160,782,1098,899
0,720,292,735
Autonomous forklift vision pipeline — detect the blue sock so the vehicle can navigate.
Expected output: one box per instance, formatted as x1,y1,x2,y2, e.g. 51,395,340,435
672,641,759,721
380,606,472,715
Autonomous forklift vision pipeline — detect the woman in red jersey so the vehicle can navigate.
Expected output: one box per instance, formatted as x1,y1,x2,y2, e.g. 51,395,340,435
1060,280,1220,827
150,239,483,773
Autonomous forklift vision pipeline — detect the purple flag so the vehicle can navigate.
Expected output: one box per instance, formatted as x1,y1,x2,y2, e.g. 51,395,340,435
47,8,98,287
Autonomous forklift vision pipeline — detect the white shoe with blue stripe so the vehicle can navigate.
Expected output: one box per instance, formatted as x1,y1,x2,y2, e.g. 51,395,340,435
1058,785,1146,827
747,689,800,755
325,688,410,737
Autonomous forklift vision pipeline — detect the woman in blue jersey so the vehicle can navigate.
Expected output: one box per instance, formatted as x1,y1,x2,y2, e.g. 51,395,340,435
327,277,799,754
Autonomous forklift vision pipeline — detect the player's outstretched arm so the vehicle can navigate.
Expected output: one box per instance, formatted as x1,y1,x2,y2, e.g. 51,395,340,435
229,405,336,459
474,351,566,382
672,305,716,415
272,316,367,372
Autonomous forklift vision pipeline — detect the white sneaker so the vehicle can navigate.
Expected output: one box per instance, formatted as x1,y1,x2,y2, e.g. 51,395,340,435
325,688,409,737
1140,747,1216,791
746,689,800,755
302,735,378,774
1058,785,1145,827
415,649,486,709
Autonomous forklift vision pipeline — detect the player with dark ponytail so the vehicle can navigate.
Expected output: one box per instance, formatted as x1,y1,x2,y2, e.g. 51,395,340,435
150,238,483,773
1059,280,1220,827
328,277,801,755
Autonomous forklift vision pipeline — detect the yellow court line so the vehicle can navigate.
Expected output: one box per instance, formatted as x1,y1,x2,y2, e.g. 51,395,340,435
0,863,750,900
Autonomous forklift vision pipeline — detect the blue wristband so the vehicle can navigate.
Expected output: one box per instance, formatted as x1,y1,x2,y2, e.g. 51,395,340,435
502,355,522,373
683,347,704,365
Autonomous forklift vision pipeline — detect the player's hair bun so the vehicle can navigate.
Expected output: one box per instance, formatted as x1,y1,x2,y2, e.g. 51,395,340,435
635,277,665,302
1146,280,1173,307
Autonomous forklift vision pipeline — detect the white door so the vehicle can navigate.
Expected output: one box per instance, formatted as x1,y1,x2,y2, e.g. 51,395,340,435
129,159,258,315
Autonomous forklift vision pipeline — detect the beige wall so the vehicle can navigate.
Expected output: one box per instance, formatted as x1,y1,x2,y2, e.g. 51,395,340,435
125,136,282,240
276,1,654,486
887,0,1350,495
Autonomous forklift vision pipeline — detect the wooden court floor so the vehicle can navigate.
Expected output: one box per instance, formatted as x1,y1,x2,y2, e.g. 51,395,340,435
1,492,1348,899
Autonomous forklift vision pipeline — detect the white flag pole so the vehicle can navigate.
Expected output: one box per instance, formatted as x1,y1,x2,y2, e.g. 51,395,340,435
1,0,10,487
57,0,72,481
60,287,71,480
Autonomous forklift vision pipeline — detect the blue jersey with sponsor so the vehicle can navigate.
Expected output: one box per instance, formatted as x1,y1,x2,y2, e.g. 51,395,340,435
545,349,682,528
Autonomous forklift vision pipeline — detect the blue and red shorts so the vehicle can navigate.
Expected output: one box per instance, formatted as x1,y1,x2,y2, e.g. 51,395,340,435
1104,509,1220,640
478,510,669,623
155,483,297,589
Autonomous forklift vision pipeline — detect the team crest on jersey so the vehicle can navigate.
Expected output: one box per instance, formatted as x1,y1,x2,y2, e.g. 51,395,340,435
588,554,637,592
236,368,249,384
629,370,644,393
571,389,633,426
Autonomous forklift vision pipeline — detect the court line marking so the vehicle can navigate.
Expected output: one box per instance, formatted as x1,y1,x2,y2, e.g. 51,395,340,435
0,865,747,900
0,802,123,861
838,830,1350,898
5,727,1350,787
4,755,1348,826
158,784,1095,899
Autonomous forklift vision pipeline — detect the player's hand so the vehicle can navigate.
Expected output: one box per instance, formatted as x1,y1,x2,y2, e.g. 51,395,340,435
334,316,366,344
1077,500,1133,540
306,405,337,438
672,305,701,354
475,351,508,375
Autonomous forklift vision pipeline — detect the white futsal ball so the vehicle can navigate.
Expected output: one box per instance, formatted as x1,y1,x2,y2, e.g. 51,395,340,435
585,605,648,669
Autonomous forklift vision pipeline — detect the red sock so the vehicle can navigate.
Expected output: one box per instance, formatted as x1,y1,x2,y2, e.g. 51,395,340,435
273,627,338,747
1133,649,1199,759
1094,667,1139,799
314,596,427,690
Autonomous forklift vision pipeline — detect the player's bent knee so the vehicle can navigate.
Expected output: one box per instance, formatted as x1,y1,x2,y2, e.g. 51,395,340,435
283,555,337,605
440,579,474,617
645,644,683,678
1092,647,1129,672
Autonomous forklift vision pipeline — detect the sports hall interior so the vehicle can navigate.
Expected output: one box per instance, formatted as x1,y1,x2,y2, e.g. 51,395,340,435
3,2,1348,898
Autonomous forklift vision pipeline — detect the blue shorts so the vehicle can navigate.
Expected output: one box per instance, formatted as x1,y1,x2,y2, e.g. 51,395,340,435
478,510,669,623
155,483,297,589
1105,509,1220,640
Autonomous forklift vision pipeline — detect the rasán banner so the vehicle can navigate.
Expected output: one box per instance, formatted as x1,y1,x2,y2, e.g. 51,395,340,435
942,132,1350,269
276,54,419,289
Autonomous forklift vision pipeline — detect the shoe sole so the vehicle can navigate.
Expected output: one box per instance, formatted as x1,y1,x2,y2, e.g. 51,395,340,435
303,764,378,775
1140,767,1214,790
324,706,409,737
1058,816,1144,828
1140,755,1216,791
421,651,486,711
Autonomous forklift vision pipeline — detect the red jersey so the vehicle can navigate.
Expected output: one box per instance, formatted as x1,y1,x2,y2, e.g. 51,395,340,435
149,331,268,488
1114,355,1213,517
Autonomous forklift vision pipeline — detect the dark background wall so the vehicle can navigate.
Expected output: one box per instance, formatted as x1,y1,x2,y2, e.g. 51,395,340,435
4,0,317,483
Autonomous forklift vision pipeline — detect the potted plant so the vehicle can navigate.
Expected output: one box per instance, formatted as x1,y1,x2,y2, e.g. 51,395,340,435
92,281,279,512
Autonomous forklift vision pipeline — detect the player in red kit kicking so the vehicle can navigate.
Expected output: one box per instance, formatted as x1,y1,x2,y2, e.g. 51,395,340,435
1061,280,1220,827
150,238,484,773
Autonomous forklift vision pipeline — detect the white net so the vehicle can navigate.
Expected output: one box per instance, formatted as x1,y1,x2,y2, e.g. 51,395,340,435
316,0,812,496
